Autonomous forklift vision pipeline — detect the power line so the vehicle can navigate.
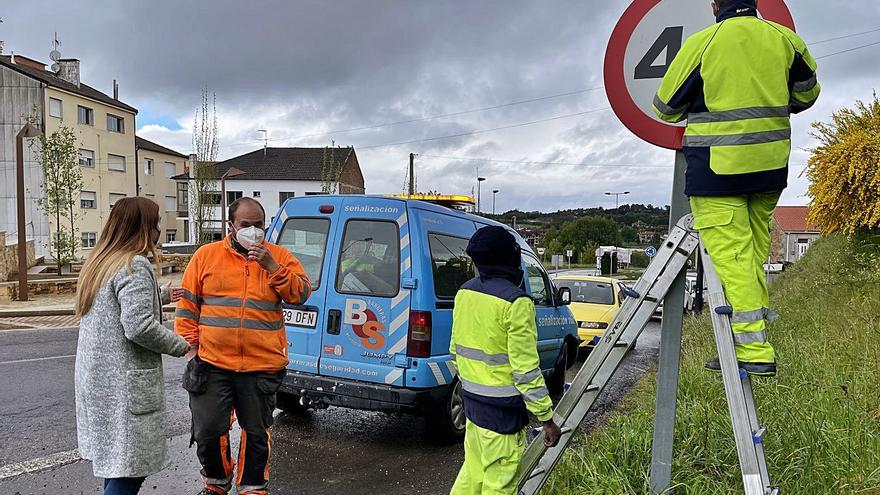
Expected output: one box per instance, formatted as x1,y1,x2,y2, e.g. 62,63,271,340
815,39,880,60
418,154,668,168
357,107,610,150
810,26,880,46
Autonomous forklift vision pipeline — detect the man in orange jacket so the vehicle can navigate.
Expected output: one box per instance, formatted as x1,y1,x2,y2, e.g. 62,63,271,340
176,197,310,495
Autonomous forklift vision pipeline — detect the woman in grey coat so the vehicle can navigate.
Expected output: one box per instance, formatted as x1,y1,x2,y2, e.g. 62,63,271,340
74,197,190,495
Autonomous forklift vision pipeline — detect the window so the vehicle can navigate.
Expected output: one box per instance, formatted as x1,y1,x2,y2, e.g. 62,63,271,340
79,149,95,167
277,218,331,288
164,196,177,212
77,105,94,125
164,162,176,178
108,154,126,172
523,254,552,306
106,114,124,133
279,191,296,205
80,191,96,209
227,191,243,204
177,182,189,212
252,191,261,198
554,280,615,305
202,191,222,206
49,98,63,118
81,232,97,248
429,233,476,299
144,158,153,176
336,220,400,297
109,193,126,207
166,230,177,243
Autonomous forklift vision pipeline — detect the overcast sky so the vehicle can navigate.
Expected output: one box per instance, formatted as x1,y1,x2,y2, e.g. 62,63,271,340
3,1,879,212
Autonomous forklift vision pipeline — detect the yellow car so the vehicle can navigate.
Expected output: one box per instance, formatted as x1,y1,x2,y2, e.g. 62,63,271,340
551,274,629,359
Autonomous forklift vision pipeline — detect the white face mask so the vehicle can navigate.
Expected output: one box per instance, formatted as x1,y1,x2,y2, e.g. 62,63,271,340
235,225,264,248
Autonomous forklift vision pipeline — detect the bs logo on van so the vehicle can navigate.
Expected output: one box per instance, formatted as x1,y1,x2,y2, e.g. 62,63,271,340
343,299,388,350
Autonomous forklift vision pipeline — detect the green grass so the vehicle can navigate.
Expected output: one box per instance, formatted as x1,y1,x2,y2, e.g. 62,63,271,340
547,234,880,494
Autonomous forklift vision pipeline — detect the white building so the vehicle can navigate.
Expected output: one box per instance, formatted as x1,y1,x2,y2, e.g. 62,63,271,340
179,147,365,241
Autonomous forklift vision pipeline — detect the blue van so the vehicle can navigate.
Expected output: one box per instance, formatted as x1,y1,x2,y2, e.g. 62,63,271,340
265,195,579,439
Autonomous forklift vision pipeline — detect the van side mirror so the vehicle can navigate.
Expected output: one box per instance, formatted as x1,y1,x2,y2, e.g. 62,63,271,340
556,287,571,306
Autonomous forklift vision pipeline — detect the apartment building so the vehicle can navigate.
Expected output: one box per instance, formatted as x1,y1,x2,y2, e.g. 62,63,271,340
1,53,137,258
135,136,189,244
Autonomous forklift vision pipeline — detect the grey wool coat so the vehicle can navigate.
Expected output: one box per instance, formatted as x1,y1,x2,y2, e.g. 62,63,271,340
75,255,189,479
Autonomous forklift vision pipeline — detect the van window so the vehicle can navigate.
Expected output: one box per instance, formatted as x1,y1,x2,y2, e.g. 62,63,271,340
523,254,552,306
336,220,400,297
429,233,475,299
277,218,331,288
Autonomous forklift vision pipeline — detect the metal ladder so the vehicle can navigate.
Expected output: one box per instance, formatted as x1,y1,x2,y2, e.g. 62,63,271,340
517,215,776,495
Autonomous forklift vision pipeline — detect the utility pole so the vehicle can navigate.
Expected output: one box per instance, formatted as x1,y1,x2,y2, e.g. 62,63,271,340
492,189,499,215
408,153,415,195
477,177,486,213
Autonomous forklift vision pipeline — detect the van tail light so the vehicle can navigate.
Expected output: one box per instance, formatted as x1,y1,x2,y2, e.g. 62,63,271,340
406,311,432,358
319,205,334,214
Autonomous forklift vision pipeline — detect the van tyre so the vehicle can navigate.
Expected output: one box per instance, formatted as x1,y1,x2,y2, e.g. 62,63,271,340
546,342,569,396
276,391,309,414
426,379,466,443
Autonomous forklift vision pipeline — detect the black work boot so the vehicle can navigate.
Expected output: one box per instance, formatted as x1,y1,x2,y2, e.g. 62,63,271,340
705,356,777,377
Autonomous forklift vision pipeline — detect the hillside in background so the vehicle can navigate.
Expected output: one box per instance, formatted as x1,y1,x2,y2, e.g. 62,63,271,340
487,204,670,230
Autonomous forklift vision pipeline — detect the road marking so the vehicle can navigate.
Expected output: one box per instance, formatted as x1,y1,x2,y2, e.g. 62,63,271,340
0,354,76,365
0,449,82,480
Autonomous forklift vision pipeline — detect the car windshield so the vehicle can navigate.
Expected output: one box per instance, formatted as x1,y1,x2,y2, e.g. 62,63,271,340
555,280,615,305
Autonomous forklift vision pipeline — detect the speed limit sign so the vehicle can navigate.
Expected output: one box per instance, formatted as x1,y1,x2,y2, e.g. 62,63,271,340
603,0,795,150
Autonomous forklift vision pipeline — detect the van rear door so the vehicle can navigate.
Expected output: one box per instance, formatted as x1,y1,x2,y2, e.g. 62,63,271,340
319,197,410,386
270,199,340,374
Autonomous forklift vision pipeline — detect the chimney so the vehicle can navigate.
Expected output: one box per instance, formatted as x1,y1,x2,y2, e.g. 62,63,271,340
56,58,80,87
113,79,118,100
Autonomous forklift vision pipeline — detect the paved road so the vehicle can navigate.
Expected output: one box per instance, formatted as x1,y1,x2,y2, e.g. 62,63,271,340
0,323,660,494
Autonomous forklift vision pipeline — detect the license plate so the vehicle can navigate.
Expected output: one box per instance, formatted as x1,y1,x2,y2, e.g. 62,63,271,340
283,308,318,328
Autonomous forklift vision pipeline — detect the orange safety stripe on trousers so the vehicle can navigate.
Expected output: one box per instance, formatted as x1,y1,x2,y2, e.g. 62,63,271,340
237,430,248,486
219,433,234,478
264,428,271,481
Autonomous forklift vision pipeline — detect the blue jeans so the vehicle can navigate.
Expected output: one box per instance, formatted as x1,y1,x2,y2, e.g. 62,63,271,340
103,477,146,495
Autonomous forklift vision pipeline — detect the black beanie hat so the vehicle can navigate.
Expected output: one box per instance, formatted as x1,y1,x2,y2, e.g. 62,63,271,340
466,226,522,267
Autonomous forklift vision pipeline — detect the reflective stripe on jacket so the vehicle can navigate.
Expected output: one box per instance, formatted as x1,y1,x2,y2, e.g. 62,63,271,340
653,1,820,196
450,276,553,434
175,236,311,372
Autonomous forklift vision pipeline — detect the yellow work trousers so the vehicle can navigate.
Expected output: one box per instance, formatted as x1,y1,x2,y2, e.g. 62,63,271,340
690,192,781,364
450,420,525,495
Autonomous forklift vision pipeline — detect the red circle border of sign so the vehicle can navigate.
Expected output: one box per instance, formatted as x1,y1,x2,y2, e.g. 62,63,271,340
604,0,796,150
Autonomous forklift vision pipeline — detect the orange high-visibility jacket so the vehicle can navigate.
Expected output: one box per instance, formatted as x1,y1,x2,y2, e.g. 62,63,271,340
175,236,311,372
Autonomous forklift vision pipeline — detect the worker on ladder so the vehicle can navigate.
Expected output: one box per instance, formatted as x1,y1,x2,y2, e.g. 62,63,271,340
653,0,820,376
449,226,561,495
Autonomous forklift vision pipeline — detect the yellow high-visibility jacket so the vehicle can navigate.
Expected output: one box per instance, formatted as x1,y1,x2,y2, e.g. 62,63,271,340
653,1,820,196
450,275,553,434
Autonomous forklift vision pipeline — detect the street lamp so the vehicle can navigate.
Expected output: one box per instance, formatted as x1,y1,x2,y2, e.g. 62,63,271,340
605,191,630,209
492,189,499,215
16,123,42,301
220,166,246,236
476,177,486,213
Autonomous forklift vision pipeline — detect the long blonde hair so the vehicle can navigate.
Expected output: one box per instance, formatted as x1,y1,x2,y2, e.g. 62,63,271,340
75,197,162,316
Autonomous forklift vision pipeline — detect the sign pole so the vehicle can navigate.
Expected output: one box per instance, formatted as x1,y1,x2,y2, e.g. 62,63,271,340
649,150,690,493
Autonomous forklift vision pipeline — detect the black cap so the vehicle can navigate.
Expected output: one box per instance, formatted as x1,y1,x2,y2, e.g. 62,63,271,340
466,226,522,267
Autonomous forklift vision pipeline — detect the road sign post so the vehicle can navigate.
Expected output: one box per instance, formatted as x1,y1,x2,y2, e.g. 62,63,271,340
602,1,795,492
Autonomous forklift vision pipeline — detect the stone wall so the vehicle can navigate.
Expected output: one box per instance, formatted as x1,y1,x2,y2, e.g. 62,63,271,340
0,231,37,281
0,277,78,301
161,253,193,273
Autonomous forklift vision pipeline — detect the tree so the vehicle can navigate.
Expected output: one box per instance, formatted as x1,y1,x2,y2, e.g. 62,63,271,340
321,140,344,194
806,94,880,234
32,123,82,272
191,88,220,244
543,216,622,264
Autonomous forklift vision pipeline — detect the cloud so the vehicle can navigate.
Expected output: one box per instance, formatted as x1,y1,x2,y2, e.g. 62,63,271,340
4,0,879,211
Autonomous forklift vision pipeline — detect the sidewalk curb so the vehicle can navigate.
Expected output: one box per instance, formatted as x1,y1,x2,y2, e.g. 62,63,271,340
0,306,176,318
